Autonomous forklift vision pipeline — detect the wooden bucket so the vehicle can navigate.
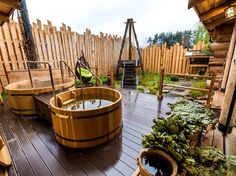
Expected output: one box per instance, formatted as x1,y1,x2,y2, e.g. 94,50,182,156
50,87,122,148
5,78,74,115
137,149,178,176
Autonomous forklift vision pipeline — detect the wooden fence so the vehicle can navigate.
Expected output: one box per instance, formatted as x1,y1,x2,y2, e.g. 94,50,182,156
142,41,206,74
0,19,206,92
0,19,128,90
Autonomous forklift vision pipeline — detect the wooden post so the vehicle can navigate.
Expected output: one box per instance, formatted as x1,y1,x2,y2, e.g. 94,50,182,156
128,19,132,60
158,68,164,100
221,19,236,91
218,38,236,134
110,67,115,88
206,73,215,108
95,65,99,86
0,95,3,105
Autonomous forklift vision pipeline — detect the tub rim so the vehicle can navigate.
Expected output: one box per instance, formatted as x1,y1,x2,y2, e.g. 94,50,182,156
4,77,74,92
50,87,122,113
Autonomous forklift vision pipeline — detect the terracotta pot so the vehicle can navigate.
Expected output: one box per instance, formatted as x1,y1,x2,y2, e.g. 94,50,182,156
137,149,178,176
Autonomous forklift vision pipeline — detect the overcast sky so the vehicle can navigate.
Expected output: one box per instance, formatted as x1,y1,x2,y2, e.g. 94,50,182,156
26,0,200,46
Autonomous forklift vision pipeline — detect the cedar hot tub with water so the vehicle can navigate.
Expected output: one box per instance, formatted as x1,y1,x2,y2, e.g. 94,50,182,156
50,87,122,148
5,77,74,115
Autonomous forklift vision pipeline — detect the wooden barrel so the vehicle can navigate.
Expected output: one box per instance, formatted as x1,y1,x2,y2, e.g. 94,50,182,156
5,78,74,115
137,149,178,176
50,87,122,148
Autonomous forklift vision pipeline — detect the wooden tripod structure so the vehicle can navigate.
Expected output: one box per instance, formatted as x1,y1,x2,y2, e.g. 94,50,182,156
116,18,144,76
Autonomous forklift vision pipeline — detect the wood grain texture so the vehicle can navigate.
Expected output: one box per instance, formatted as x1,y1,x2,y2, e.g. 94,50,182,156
5,77,74,115
50,87,122,148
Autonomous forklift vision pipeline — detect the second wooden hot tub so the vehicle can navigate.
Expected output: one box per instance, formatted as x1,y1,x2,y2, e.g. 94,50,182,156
50,87,122,148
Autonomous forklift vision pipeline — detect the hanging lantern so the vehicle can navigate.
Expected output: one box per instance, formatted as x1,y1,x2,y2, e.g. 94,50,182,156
225,5,236,20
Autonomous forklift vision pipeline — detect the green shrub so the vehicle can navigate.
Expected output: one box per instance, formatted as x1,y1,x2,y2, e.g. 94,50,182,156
99,76,108,85
75,79,81,85
1,91,7,99
189,79,207,98
189,90,205,99
115,80,121,88
137,85,144,93
170,75,179,81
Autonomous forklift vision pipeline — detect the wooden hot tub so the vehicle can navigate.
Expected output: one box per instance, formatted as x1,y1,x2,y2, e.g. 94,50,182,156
50,87,122,148
5,77,74,115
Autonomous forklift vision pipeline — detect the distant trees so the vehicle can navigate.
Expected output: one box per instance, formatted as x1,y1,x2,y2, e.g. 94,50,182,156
192,22,211,48
147,22,211,49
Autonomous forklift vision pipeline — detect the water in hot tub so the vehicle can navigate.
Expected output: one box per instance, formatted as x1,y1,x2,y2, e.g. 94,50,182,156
62,98,114,110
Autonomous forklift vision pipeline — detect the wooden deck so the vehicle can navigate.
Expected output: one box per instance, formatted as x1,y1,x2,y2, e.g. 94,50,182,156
0,89,232,176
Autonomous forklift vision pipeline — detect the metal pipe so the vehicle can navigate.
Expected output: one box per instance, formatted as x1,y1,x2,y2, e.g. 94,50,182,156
59,60,76,83
26,61,56,105
26,62,33,88
48,63,56,106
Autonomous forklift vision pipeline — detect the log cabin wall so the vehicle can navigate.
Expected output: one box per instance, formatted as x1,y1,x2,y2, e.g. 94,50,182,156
189,0,236,84
188,0,236,136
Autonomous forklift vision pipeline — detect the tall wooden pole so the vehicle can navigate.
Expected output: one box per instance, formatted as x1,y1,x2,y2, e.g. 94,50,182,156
218,36,236,134
221,20,236,91
128,19,132,60
131,22,144,75
18,0,38,68
158,68,164,100
115,20,129,76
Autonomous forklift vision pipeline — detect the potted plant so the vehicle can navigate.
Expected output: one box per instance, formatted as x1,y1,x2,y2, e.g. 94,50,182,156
137,148,178,176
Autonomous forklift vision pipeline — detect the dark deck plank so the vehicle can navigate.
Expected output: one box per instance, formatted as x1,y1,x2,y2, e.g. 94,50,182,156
21,118,87,175
0,114,35,176
18,118,70,176
24,116,126,176
8,118,52,176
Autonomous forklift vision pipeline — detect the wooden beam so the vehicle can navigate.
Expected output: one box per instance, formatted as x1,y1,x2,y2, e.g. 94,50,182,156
188,0,205,9
163,84,209,92
219,39,236,133
210,42,230,51
0,0,21,9
0,12,9,22
205,17,227,30
200,0,236,22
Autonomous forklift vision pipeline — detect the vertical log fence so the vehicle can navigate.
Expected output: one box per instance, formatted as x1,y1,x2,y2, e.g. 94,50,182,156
0,18,207,92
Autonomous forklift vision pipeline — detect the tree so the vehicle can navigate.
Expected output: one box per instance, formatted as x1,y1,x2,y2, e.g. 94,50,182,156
192,22,211,48
182,30,193,48
173,31,183,45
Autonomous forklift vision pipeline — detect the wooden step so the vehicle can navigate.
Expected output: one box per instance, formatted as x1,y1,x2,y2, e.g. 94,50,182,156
208,61,225,66
34,92,54,123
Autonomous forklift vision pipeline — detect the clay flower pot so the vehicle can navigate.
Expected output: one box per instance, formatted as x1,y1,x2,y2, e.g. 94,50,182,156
137,148,178,176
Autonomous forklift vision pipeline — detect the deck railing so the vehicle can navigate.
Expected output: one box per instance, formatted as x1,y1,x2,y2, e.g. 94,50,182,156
158,68,216,108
